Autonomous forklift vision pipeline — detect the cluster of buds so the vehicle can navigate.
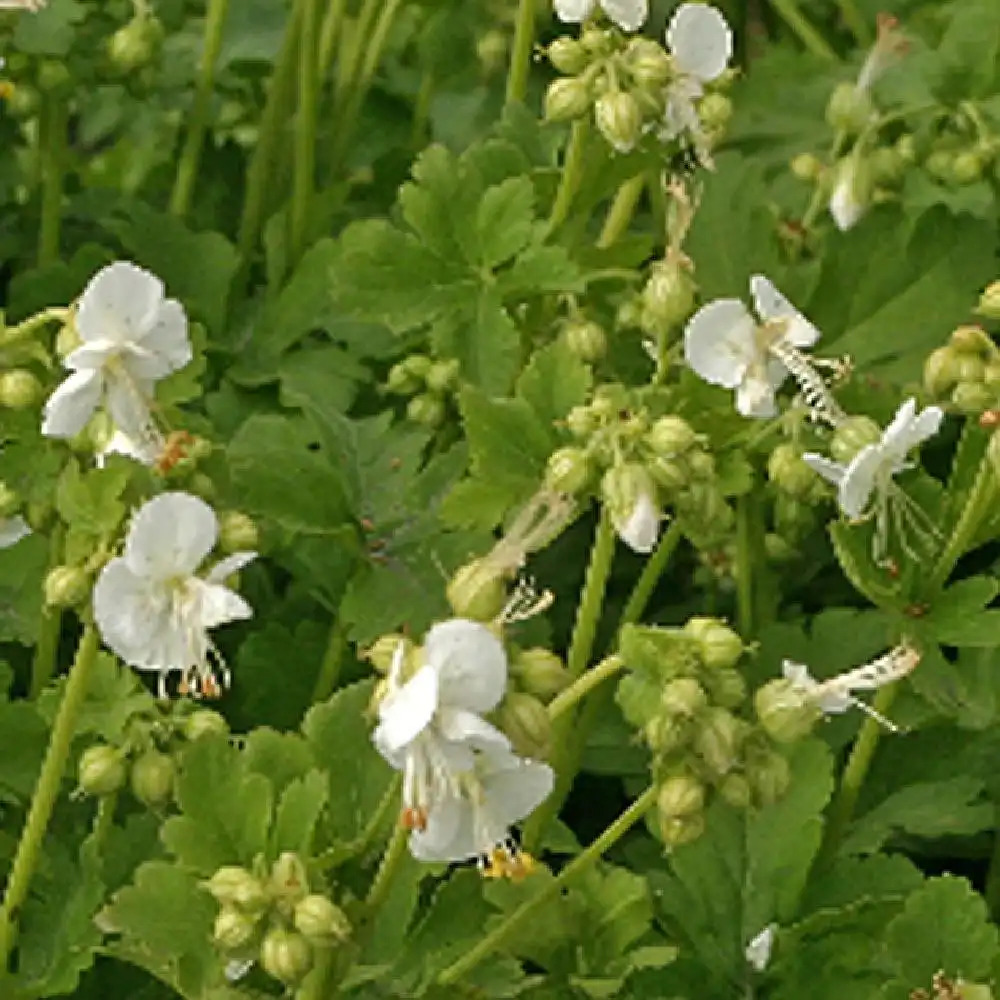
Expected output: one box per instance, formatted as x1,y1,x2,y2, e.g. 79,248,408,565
560,311,609,364
922,104,999,189
923,324,1000,415
617,620,791,848
207,853,351,988
384,353,461,429
619,251,698,337
763,441,827,560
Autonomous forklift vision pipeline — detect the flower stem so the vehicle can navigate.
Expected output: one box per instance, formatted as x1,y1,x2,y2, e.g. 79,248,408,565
437,785,657,986
548,655,625,722
37,97,67,268
410,69,434,150
618,521,683,630
30,526,65,700
0,625,100,971
505,0,537,107
317,0,347,78
169,0,230,219
767,0,837,61
364,820,408,913
735,493,756,638
311,618,346,703
547,118,591,237
566,508,616,679
290,0,321,266
596,175,645,250
835,0,871,47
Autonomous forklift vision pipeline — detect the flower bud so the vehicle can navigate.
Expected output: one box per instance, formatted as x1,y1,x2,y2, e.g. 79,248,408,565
213,906,258,951
641,260,696,330
825,81,872,134
594,91,642,153
0,483,20,519
647,455,687,492
78,744,126,797
747,750,791,806
693,708,746,777
646,415,697,456
951,323,994,356
870,146,904,186
183,708,229,741
660,678,708,718
698,93,732,131
624,38,671,88
270,852,309,910
218,511,259,554
446,558,507,622
544,76,592,122
718,772,752,809
764,532,796,563
985,362,1000,388
790,153,823,182
754,679,820,743
130,749,175,808
830,416,881,464
565,405,598,438
643,714,687,754
924,345,963,397
364,633,410,674
205,867,269,915
564,319,607,362
497,692,552,760
767,443,820,499
545,446,592,495
0,370,42,409
107,14,163,73
25,500,53,532
703,669,747,709
406,393,445,427
44,565,91,608
293,893,351,945
385,361,421,395
5,83,39,120
925,149,954,182
188,473,217,502
657,775,705,820
547,36,589,75
896,133,917,163
978,281,1000,321
36,60,71,95
952,150,984,185
952,381,994,415
476,29,507,74
425,358,461,394
511,647,570,700
580,26,614,56
55,319,81,358
260,927,313,986
659,812,705,848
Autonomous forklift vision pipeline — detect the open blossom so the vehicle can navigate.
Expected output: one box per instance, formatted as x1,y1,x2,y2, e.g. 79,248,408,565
372,618,553,864
684,275,821,418
0,515,30,549
42,261,191,455
553,0,647,32
93,492,256,698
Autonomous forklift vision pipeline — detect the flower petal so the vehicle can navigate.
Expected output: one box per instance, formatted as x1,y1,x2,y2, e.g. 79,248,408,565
96,428,159,468
0,515,30,549
684,298,757,388
190,579,253,630
76,261,166,346
424,618,507,714
123,492,218,580
802,452,845,487
829,174,866,232
601,0,648,31
749,275,820,348
735,372,777,418
41,369,103,438
553,0,595,23
436,706,511,754
881,398,942,460
206,552,258,583
479,751,555,829
374,664,439,757
838,444,882,519
409,791,476,862
615,489,660,553
104,374,156,445
93,558,173,669
124,299,192,379
666,2,732,82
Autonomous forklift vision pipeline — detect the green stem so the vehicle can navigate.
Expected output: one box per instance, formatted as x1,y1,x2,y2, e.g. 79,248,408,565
311,619,346,703
505,0,537,107
437,785,657,986
618,521,683,632
767,0,838,61
295,948,335,1000
596,175,645,250
334,0,379,107
410,69,434,150
735,493,755,638
37,97,67,268
30,526,65,700
548,655,624,722
363,820,408,915
169,0,230,218
0,625,100,971
835,0,870,46
317,0,347,79
566,508,617,679
547,118,590,237
290,0,321,265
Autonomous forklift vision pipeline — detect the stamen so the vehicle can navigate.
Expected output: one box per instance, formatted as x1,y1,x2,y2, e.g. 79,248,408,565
766,339,847,428
497,578,555,625
401,806,428,831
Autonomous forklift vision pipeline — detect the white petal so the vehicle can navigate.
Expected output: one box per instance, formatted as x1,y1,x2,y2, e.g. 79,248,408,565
123,492,218,580
97,428,158,468
735,373,777,418
76,261,165,347
745,925,775,972
838,445,882,519
190,578,253,630
666,3,732,82
802,452,845,487
782,660,813,688
424,618,507,714
553,0,595,23
93,558,173,669
0,515,30,549
207,552,258,583
123,299,192,380
436,707,511,754
615,489,660,554
829,175,866,231
749,275,820,349
374,665,439,757
41,369,103,438
684,299,757,388
409,792,476,862
479,752,555,829
601,0,648,31
881,398,942,460
104,374,155,445
63,340,117,371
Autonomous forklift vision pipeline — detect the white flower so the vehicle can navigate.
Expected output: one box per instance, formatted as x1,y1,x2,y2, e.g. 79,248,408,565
553,0,648,32
0,515,30,549
829,157,869,232
42,262,191,451
684,275,820,418
0,1,46,10
614,487,661,554
745,924,776,972
93,492,256,698
96,428,160,469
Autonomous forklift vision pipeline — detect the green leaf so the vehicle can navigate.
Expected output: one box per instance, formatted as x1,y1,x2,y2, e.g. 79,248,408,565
271,770,328,856
516,340,592,430
828,521,902,610
924,576,1000,646
0,699,47,800
55,459,129,539
12,0,87,55
476,176,536,269
0,532,48,645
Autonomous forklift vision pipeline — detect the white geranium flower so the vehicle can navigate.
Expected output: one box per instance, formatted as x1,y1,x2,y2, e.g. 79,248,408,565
93,492,256,698
0,515,30,549
614,487,661,554
553,0,648,32
42,262,191,453
829,157,870,232
684,275,821,418
745,924,776,972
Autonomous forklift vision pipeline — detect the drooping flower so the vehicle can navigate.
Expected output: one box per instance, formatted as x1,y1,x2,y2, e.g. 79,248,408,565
0,515,30,549
42,262,191,456
829,155,871,232
93,492,256,698
684,275,834,420
602,463,662,554
553,0,648,32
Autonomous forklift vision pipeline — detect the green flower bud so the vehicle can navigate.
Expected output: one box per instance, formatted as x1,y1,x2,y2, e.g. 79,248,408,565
4,83,39,120
218,511,259,554
594,90,642,153
646,416,697,456
647,455,687,492
544,76,592,122
130,749,175,808
205,867,270,914
25,501,53,532
952,150,984,185
293,893,351,945
364,633,410,674
643,714,687,754
385,361,420,395
565,405,598,438
764,532,796,563
446,558,507,622
401,354,432,379
985,361,1000,388
950,323,994,356
895,134,917,164
44,565,91,608
406,393,445,427
580,26,614,56
747,749,791,805
183,708,229,741
260,927,313,986
213,906,258,951
78,744,127,797
685,450,715,481
698,93,732,130
0,483,20,519
830,416,881,464
924,345,963,397
952,380,995,414
425,358,461,394
925,149,954,182
545,446,592,495
767,443,820,499
36,59,71,95
754,679,820,743
624,38,671,88
188,473,218,502
107,14,163,73
659,811,705,848
0,370,42,409
497,692,552,760
657,775,705,820
270,852,309,910
693,708,746,777
547,36,589,75
641,260,697,330
564,319,607,362
698,623,743,671
977,280,1000,321
55,319,81,358
718,772,752,809
476,29,507,74
825,81,872,135
601,461,655,530
703,669,747,709
511,647,570,700
790,153,823,182
870,146,905,186
660,678,708,718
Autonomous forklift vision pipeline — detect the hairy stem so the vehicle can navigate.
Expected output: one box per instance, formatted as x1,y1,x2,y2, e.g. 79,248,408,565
547,118,591,236
548,655,625,722
363,820,408,915
506,0,537,107
566,509,617,678
735,493,756,637
37,97,67,268
618,521,683,630
317,0,347,79
312,618,346,703
596,174,645,249
290,0,321,265
30,526,65,700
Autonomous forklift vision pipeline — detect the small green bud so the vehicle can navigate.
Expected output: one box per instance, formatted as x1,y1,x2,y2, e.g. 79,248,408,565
425,358,461,393
718,772,752,809
511,647,570,700
646,416,697,456
36,59,71,95
0,483,20,519
188,472,217,502
767,443,820,499
260,927,313,986
25,501,52,532
44,565,91,608
924,345,963,397
580,25,613,55
183,709,229,741
205,867,269,914
0,370,42,409
544,76,592,122
476,29,508,74
895,134,917,164
293,893,351,945
693,708,746,777
564,319,607,362
747,749,792,806
924,149,954,182
952,150,984,185
825,81,872,134
601,461,655,530
952,380,995,414
698,622,743,670
446,558,507,622
545,446,592,495
497,692,552,760
657,775,705,820
270,852,309,909
985,361,1000,388
641,260,697,330
385,361,421,395
78,744,127,797
790,152,823,182
130,749,175,808
364,633,410,674
754,679,820,743
698,93,732,130
566,405,598,438
643,714,687,754
660,678,708,718
406,393,445,427
401,354,432,378
977,280,1000,321
547,36,589,75
107,14,163,73
764,532,796,563
830,416,881,464
870,146,905,186
685,450,715,481
55,319,81,358
594,90,642,153
647,455,687,492
4,83,39,119
218,511,259,554
659,811,705,848
950,323,994,356
213,906,258,951
703,669,747,709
